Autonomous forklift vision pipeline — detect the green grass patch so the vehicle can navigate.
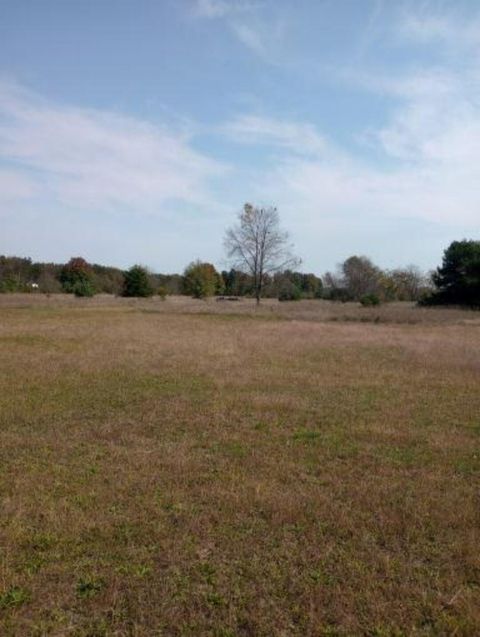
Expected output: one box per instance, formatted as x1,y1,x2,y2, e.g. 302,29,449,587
0,587,30,609
0,368,213,430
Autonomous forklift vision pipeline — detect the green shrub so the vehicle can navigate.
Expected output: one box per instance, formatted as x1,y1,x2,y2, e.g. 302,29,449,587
360,293,380,306
72,280,95,297
157,286,167,300
278,280,302,301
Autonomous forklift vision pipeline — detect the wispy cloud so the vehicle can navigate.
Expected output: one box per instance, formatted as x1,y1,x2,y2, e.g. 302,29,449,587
221,115,327,156
230,22,266,57
399,7,480,50
0,81,226,216
222,4,480,231
194,0,260,19
192,0,285,62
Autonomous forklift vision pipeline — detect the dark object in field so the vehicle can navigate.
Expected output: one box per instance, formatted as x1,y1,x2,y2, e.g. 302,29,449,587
216,296,240,302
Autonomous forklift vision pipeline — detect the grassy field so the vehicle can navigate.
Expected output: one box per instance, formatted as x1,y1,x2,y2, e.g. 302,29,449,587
1,295,479,636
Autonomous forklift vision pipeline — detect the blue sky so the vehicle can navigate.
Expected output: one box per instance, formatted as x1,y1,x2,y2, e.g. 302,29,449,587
1,0,479,274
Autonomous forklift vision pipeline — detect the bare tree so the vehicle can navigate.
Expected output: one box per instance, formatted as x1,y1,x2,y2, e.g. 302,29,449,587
224,203,300,304
391,264,429,301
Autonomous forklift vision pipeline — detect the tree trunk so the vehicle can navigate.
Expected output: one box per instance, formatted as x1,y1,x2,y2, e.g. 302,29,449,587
255,279,262,305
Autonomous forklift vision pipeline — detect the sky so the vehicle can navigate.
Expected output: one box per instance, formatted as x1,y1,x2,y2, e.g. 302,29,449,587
0,0,479,274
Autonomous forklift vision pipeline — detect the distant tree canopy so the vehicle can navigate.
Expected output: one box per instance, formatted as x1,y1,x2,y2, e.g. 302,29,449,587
92,264,125,296
341,256,382,300
182,261,224,299
218,268,323,301
221,269,254,297
155,273,183,296
422,240,480,307
122,265,155,298
266,270,323,301
323,256,431,303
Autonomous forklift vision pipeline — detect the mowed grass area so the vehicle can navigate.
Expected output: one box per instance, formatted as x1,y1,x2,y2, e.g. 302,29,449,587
1,297,479,636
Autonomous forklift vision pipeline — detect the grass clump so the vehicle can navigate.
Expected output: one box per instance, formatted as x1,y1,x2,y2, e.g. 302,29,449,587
76,577,105,599
0,587,30,609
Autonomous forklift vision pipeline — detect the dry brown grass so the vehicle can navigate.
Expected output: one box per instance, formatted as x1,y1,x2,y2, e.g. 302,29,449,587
2,293,480,326
0,295,479,635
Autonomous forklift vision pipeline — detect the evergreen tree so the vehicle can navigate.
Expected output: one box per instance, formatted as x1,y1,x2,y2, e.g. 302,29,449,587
122,265,154,297
425,240,480,306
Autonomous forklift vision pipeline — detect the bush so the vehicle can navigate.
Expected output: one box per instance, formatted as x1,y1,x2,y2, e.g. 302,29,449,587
122,265,154,298
182,261,223,299
72,280,95,297
278,281,302,301
360,293,380,307
157,286,167,300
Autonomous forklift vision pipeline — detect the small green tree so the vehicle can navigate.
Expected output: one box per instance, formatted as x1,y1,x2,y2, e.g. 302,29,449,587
122,265,154,297
182,261,223,299
360,293,381,307
60,257,96,295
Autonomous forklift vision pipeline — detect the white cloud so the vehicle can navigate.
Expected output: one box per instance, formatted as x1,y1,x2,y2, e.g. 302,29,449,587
226,6,480,232
221,115,327,156
223,61,480,228
357,68,478,163
260,152,479,229
0,81,226,216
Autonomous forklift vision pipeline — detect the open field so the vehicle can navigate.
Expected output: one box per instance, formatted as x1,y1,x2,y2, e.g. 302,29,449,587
1,295,479,635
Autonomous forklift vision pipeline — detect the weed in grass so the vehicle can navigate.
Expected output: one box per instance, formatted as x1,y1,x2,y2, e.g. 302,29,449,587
76,577,105,599
115,563,152,578
308,568,336,586
292,429,321,442
198,562,217,585
206,591,226,607
0,587,30,609
454,452,480,475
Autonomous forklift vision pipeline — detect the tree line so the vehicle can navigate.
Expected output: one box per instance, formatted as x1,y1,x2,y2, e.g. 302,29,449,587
0,204,478,306
0,255,325,300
